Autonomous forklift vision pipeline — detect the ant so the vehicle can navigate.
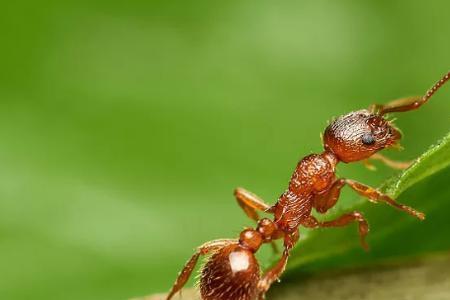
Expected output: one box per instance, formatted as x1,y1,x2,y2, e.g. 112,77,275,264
166,72,449,300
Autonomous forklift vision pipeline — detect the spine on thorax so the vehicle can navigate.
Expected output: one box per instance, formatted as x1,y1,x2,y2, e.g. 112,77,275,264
273,151,338,233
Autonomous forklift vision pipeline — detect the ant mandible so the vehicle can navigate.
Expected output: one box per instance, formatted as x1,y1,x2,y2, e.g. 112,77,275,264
166,71,449,300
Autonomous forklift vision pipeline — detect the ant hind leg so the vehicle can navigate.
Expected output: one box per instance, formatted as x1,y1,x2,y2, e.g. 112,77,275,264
234,188,280,253
234,187,274,221
257,231,299,299
166,239,237,300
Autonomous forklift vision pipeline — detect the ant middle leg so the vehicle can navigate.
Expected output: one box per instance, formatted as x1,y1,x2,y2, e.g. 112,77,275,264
311,182,370,249
166,239,237,300
234,187,274,221
313,179,346,214
303,213,369,250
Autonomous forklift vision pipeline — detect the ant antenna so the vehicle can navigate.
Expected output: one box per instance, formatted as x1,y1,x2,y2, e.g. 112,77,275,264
379,71,450,115
422,71,450,104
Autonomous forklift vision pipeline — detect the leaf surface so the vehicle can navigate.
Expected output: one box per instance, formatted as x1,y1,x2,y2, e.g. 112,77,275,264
285,131,450,275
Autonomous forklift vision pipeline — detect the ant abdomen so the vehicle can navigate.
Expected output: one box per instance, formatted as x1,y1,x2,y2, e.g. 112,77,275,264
167,72,449,300
200,244,260,300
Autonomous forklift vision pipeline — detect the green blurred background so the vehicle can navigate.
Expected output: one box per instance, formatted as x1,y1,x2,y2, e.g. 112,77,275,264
0,1,449,299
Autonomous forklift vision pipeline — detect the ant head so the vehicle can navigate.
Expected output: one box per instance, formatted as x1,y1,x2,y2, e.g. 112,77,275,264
323,110,401,163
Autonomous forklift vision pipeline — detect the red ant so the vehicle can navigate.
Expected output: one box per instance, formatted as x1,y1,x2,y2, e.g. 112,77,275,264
166,72,450,300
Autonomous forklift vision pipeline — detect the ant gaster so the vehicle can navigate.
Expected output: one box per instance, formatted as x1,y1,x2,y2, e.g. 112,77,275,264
166,72,449,300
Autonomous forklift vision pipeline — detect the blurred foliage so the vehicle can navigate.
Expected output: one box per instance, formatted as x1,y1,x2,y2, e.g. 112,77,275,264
144,133,450,300
0,1,449,300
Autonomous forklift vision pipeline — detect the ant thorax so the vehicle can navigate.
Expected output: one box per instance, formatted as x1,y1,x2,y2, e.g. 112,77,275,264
167,72,448,300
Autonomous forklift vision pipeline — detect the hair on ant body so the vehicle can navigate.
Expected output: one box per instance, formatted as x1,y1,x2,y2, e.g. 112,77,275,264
166,71,449,300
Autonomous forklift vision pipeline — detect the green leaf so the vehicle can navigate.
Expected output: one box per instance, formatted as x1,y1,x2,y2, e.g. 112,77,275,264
285,131,450,276
141,134,450,300
385,132,450,197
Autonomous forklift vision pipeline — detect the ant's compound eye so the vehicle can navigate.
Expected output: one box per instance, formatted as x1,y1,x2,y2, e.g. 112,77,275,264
362,133,376,145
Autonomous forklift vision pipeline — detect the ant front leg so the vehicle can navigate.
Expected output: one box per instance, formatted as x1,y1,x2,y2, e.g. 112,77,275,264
364,153,413,171
315,178,425,220
257,231,299,299
166,239,237,300
345,179,425,220
234,187,274,221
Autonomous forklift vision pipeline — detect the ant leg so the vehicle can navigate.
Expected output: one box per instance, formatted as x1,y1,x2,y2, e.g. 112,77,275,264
234,188,279,253
166,239,237,300
370,71,449,115
257,231,299,299
369,153,413,170
234,187,274,221
315,178,424,220
362,159,377,171
313,179,346,214
306,179,370,250
345,179,425,220
303,213,370,250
